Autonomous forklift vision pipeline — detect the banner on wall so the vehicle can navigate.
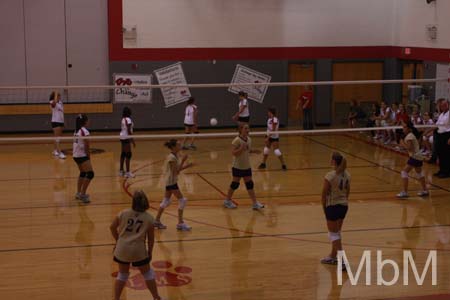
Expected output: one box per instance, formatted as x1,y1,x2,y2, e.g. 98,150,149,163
435,64,450,101
228,64,271,103
154,62,191,108
113,73,152,103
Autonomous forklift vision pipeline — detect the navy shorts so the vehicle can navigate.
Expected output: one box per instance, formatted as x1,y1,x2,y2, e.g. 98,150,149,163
184,123,194,128
407,157,423,168
51,122,64,128
268,137,279,143
325,204,348,221
74,156,89,165
120,139,131,145
232,167,252,178
166,183,179,191
238,116,250,123
114,256,150,267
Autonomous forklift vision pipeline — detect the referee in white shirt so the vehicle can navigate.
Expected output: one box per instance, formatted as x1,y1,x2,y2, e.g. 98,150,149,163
434,98,450,178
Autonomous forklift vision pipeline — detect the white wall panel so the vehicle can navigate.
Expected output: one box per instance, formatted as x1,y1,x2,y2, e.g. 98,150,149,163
24,0,66,102
123,0,395,48
395,0,450,49
0,0,26,103
66,0,109,102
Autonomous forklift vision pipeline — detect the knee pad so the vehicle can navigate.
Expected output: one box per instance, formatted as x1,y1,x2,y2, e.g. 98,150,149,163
274,149,282,157
125,152,132,159
86,171,94,180
116,272,129,282
178,198,187,210
263,146,270,155
120,152,126,159
245,180,254,190
79,172,87,178
401,171,409,179
142,269,155,281
230,181,240,190
160,197,171,208
417,170,425,178
430,136,433,144
329,232,341,242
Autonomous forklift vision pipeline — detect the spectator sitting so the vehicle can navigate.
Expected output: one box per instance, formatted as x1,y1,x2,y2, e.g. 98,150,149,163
348,99,366,128
379,101,393,143
421,112,435,156
411,110,423,125
367,103,380,137
385,103,399,145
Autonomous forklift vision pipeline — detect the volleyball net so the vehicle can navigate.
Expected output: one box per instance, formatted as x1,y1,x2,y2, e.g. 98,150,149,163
0,77,447,156
0,78,448,197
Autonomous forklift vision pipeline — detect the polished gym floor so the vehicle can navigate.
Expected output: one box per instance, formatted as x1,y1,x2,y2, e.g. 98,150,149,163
0,131,449,300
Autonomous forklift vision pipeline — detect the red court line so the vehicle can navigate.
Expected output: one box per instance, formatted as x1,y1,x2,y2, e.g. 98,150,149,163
195,173,229,198
308,134,450,193
343,133,450,192
196,172,242,206
121,145,450,252
343,133,409,157
123,148,220,202
382,294,450,300
121,158,165,198
122,162,450,253
132,160,163,173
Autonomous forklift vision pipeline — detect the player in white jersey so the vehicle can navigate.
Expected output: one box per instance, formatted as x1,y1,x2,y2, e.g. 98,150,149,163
377,101,392,143
119,107,136,178
73,114,94,203
396,120,429,198
232,91,250,125
320,152,350,268
110,190,161,300
182,97,198,150
153,139,194,231
258,107,287,170
49,91,66,159
421,112,435,156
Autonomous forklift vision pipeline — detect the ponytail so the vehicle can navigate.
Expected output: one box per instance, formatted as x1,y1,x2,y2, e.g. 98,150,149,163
75,114,88,132
412,127,421,139
164,139,178,149
186,97,195,105
405,120,421,139
122,106,131,118
332,152,347,174
49,91,58,101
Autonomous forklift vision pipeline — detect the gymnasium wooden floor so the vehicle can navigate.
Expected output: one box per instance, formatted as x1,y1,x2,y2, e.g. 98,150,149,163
0,131,449,300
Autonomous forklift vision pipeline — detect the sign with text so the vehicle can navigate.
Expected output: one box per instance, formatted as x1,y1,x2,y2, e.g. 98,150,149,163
113,73,152,103
228,64,271,103
154,62,191,108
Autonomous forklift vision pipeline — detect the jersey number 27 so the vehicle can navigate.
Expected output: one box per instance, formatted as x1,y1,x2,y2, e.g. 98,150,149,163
125,218,143,233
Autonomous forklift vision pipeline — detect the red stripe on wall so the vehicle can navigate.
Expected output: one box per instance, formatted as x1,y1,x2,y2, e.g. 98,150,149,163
112,46,398,61
108,0,450,62
108,0,123,60
394,46,450,62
